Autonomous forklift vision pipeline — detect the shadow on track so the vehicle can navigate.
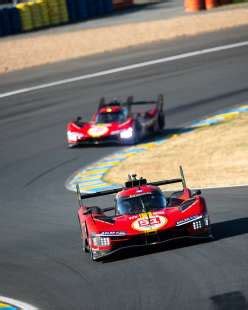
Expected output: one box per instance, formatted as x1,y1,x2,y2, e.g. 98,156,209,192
101,217,248,263
166,86,248,116
212,217,248,241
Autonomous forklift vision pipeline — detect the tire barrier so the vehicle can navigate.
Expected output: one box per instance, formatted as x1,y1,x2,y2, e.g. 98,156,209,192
0,8,11,36
36,0,50,27
0,7,22,36
219,0,231,4
184,0,205,11
112,0,133,10
77,0,88,20
0,0,234,39
86,0,106,18
66,0,77,22
66,0,87,22
46,0,60,26
28,1,43,29
16,3,33,31
8,7,22,34
103,0,113,14
133,0,158,3
57,0,69,23
184,0,234,11
205,0,218,9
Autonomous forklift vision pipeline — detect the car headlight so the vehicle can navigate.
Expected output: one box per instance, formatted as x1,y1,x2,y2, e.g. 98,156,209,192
67,131,84,141
92,236,111,247
120,127,133,139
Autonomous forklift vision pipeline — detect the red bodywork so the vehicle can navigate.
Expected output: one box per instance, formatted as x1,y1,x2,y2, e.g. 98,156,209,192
67,96,165,147
76,172,212,261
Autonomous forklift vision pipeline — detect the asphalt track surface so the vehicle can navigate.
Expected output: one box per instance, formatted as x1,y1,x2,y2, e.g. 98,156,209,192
0,27,248,309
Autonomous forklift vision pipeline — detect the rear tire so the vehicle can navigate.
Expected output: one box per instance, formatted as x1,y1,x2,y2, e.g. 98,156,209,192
158,112,165,132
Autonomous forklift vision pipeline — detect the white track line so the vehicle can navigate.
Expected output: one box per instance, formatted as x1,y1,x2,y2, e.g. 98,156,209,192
0,296,38,309
1,41,248,99
196,183,248,190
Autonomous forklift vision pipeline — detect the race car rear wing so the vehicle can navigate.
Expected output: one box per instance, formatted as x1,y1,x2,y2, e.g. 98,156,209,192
76,166,186,203
126,94,164,111
97,94,164,111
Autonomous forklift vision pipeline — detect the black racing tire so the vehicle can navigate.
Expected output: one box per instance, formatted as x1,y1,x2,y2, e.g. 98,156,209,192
89,248,98,262
158,112,165,131
132,120,142,144
78,217,89,253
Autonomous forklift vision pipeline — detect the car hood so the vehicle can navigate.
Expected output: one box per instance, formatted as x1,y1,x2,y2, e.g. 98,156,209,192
93,202,203,235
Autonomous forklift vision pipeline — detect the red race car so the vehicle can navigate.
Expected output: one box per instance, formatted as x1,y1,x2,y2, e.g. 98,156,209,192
67,95,165,147
76,167,213,261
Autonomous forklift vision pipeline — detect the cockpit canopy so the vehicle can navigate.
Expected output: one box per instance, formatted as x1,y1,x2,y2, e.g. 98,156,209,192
95,109,127,124
116,191,167,215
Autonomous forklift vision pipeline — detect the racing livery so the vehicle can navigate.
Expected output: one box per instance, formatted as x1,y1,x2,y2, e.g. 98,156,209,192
67,95,165,147
76,167,213,261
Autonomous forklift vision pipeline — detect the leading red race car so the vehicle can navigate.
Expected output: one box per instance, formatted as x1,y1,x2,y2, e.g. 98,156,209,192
76,167,213,261
67,95,165,147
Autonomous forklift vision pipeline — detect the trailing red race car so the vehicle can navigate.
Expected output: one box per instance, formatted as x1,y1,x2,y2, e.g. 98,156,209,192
76,167,213,261
67,95,165,147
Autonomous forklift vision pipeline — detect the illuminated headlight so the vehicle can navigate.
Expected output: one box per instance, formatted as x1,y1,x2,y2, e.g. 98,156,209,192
204,215,209,226
193,220,202,230
120,127,133,139
92,236,111,247
67,131,84,141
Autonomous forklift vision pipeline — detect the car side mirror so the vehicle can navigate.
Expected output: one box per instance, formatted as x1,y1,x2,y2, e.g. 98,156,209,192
192,189,201,196
76,116,82,121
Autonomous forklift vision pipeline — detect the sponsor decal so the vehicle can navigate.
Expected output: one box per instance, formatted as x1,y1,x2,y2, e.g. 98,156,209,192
176,215,203,226
99,231,126,236
132,214,167,232
88,125,108,137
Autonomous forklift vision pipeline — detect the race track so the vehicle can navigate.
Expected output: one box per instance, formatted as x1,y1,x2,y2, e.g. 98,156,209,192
0,26,248,309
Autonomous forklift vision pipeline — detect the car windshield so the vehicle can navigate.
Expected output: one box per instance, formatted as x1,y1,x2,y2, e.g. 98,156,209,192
96,111,126,124
116,192,167,215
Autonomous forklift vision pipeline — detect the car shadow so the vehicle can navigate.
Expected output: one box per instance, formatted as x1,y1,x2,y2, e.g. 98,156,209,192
102,217,248,263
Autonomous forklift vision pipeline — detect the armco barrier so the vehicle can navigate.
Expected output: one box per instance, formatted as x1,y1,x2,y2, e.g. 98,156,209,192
16,3,33,31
